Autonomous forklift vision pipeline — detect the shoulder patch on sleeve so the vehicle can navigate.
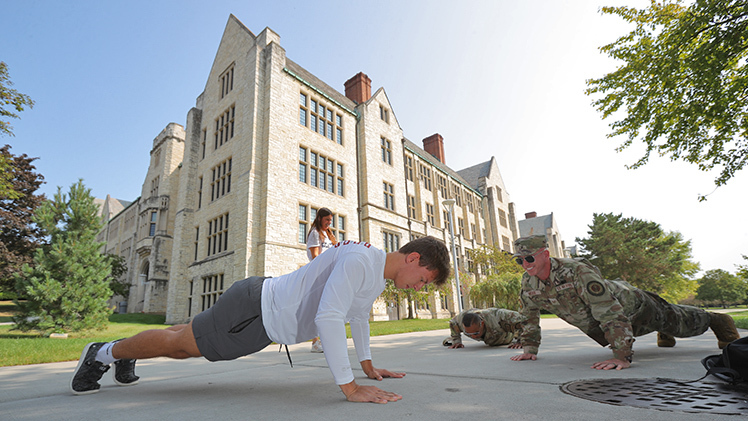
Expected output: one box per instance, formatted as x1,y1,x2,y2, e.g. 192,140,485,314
586,280,605,296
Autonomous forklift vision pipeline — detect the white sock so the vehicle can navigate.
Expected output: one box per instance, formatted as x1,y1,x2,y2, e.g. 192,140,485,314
95,342,119,365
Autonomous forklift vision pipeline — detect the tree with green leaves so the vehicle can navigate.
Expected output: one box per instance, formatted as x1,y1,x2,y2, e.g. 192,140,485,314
14,180,112,333
1,62,35,199
696,269,747,308
467,245,524,311
576,213,699,302
586,1,748,198
0,145,45,296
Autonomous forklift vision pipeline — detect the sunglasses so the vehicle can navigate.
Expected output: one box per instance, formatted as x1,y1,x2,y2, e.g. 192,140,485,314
464,330,482,337
515,250,543,265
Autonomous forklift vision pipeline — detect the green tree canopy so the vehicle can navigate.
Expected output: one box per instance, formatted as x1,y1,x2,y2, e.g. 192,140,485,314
1,62,35,199
14,180,112,333
0,145,45,294
467,245,524,311
696,268,747,307
586,0,748,196
576,212,699,302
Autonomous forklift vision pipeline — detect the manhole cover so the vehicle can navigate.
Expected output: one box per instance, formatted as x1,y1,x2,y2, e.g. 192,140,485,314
561,378,748,415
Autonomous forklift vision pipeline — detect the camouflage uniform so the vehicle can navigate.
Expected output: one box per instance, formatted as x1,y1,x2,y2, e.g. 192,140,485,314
518,256,711,361
447,308,526,347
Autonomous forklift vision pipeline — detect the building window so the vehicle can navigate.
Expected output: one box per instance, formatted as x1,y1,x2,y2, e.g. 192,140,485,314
219,64,234,99
331,214,346,242
214,105,235,150
502,235,511,252
425,203,435,226
150,176,159,198
381,137,392,165
452,183,462,206
149,211,157,237
499,209,508,228
383,182,395,210
298,204,308,243
211,158,232,202
197,176,203,209
497,187,503,203
299,146,344,196
419,164,432,191
466,195,474,213
194,227,200,261
466,249,475,274
443,210,451,231
437,175,447,198
207,213,229,257
299,93,307,127
440,292,449,311
383,231,400,252
201,129,207,160
201,273,224,311
458,218,465,237
299,91,343,145
471,223,477,241
380,105,389,123
404,155,414,181
407,195,417,219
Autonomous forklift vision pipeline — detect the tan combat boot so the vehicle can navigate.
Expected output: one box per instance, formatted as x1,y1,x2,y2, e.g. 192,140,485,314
709,313,740,349
657,332,676,347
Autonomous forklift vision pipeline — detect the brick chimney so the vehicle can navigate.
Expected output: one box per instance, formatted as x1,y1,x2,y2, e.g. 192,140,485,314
423,133,446,164
344,72,371,104
525,211,537,219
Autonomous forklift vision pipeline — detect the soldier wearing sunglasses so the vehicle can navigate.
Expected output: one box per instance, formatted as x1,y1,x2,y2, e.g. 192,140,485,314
442,308,526,349
509,235,740,370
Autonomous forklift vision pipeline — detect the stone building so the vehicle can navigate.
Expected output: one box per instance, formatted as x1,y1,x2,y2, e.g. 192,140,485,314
97,15,520,324
518,211,570,258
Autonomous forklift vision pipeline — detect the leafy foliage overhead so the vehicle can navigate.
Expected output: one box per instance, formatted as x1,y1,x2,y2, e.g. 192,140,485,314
0,62,35,138
587,0,748,196
0,145,45,293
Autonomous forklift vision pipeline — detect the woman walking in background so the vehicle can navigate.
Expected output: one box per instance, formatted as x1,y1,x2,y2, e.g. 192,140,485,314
306,207,337,352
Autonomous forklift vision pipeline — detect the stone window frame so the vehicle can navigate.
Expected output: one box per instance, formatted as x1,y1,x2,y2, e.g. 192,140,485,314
219,64,234,99
210,157,232,202
201,273,224,311
214,105,235,151
298,146,345,197
206,212,229,257
299,91,343,145
381,137,392,165
383,182,395,211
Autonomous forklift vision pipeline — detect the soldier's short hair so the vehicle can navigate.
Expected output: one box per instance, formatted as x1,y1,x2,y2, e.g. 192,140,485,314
462,312,482,327
398,236,451,287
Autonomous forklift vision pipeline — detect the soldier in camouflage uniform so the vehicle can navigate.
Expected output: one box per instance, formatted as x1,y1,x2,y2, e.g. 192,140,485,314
442,308,526,349
509,235,740,370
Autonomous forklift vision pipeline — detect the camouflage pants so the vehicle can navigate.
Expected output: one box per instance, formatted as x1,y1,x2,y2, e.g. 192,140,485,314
630,290,711,338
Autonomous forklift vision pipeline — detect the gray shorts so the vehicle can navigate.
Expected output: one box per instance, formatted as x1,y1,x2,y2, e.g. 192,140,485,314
192,276,272,361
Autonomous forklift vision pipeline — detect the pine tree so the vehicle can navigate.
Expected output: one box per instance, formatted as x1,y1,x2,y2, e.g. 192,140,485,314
14,180,112,332
0,145,45,296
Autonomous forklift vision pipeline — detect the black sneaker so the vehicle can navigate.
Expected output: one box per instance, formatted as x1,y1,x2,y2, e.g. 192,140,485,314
70,342,110,395
113,359,139,386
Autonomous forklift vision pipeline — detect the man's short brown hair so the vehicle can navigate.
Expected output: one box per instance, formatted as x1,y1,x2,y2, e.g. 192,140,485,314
398,236,451,286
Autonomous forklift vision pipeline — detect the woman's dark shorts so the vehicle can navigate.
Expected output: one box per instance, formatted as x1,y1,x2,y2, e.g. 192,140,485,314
192,276,272,361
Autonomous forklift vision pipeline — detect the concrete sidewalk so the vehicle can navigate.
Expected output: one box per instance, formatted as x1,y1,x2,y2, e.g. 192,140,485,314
1,319,746,420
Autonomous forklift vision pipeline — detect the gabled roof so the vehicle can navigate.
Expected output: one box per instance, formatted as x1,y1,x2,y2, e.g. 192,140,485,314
457,160,492,191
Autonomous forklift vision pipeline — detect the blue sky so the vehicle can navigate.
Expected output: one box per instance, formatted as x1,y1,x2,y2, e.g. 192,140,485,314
3,0,747,275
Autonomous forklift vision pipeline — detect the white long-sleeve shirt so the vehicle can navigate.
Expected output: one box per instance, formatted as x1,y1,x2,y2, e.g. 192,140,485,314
261,240,386,385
